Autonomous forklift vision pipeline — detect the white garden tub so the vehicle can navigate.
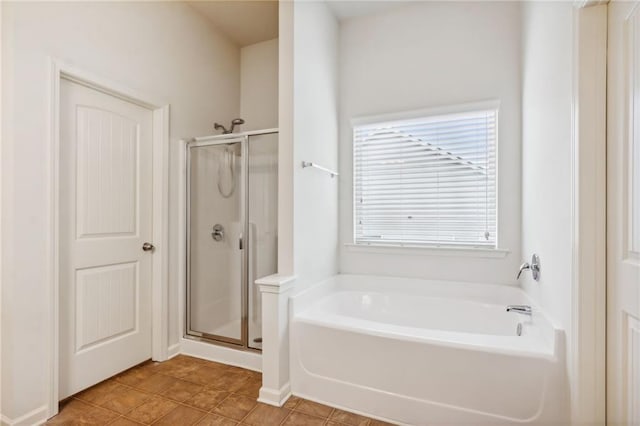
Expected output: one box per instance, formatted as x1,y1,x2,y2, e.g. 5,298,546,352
289,275,568,425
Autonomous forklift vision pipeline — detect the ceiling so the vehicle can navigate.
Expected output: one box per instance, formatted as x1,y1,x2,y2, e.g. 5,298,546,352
187,1,279,47
187,0,409,46
325,1,410,20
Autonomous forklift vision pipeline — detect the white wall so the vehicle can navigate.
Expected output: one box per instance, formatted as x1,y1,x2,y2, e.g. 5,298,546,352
292,1,340,288
0,1,4,420
1,2,240,421
277,0,294,276
338,2,522,285
241,38,279,131
520,0,574,380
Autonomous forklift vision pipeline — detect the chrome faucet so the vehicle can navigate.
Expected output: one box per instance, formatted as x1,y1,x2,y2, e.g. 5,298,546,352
506,305,532,316
517,254,541,281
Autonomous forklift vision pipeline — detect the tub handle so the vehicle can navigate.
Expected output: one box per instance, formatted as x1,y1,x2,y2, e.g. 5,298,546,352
517,262,530,279
517,254,541,281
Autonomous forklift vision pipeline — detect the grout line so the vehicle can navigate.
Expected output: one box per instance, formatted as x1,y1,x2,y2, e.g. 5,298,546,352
207,391,233,414
279,410,293,426
204,392,257,424
76,383,154,416
70,395,138,417
105,415,124,425
53,358,378,426
149,403,208,426
237,403,258,424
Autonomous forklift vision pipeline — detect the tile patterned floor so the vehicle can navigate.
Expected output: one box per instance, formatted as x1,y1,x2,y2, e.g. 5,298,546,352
47,355,392,425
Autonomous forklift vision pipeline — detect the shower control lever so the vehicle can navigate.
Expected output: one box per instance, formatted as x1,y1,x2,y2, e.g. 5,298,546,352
517,254,541,281
212,224,224,242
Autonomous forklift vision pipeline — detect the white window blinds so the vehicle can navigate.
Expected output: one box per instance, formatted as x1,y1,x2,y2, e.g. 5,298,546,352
354,107,497,248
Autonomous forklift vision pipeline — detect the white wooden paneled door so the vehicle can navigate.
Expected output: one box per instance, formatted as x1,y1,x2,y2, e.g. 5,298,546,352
59,78,154,399
608,1,640,423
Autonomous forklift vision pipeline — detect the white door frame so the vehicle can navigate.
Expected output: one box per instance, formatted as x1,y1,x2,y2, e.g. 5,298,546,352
47,58,170,418
570,2,608,423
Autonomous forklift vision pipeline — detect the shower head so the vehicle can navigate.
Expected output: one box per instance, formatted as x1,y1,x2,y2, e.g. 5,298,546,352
214,118,245,134
229,118,245,133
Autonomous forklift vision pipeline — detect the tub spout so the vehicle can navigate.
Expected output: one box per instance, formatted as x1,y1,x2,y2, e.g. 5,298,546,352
506,305,532,316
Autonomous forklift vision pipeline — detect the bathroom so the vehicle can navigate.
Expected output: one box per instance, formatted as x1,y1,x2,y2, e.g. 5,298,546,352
0,1,636,425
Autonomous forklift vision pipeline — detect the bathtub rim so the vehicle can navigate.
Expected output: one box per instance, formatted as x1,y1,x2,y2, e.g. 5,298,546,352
289,273,564,360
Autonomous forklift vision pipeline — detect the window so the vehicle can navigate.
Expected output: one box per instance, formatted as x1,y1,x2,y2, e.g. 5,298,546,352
353,104,497,248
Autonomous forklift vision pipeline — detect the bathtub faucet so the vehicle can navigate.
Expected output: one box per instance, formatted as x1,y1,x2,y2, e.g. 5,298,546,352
517,254,541,281
506,305,532,316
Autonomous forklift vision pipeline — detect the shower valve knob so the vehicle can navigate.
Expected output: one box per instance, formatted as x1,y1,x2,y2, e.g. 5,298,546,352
212,224,224,241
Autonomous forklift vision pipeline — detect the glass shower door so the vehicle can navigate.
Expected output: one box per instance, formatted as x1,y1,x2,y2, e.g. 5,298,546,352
247,133,278,350
187,139,245,345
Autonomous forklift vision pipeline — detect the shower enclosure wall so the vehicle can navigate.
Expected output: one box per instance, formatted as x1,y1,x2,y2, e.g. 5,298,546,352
186,130,278,351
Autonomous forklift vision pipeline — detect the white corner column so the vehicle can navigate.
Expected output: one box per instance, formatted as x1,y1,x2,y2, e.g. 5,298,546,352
256,274,296,407
570,2,607,424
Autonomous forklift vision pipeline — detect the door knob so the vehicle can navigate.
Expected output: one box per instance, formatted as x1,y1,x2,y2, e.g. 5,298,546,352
142,242,155,252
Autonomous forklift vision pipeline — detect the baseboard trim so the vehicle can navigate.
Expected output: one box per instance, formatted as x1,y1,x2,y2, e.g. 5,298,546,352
167,343,181,360
258,383,291,407
1,405,49,426
180,338,261,372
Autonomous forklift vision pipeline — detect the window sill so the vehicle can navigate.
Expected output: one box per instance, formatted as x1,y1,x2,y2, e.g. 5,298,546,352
343,243,511,259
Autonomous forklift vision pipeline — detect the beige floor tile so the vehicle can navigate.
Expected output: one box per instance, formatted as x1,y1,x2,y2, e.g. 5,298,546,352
241,404,290,426
329,409,371,426
207,370,251,392
154,404,207,426
184,388,230,411
161,378,204,402
108,416,144,425
282,396,301,410
51,358,383,426
233,377,261,399
181,364,228,386
212,394,257,421
179,355,210,365
133,373,177,393
195,413,238,426
125,395,178,424
281,411,326,426
75,379,121,405
130,361,166,376
244,370,261,381
153,356,204,378
295,400,334,419
114,366,157,388
47,399,119,425
98,386,151,415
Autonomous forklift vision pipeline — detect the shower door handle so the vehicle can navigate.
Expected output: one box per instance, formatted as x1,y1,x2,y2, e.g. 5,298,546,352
239,234,244,250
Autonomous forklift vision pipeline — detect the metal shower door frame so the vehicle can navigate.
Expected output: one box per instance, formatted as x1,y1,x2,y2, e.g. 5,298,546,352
184,129,278,352
185,134,248,349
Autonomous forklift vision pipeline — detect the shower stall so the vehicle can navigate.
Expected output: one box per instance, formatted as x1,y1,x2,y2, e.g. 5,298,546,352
185,129,278,351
